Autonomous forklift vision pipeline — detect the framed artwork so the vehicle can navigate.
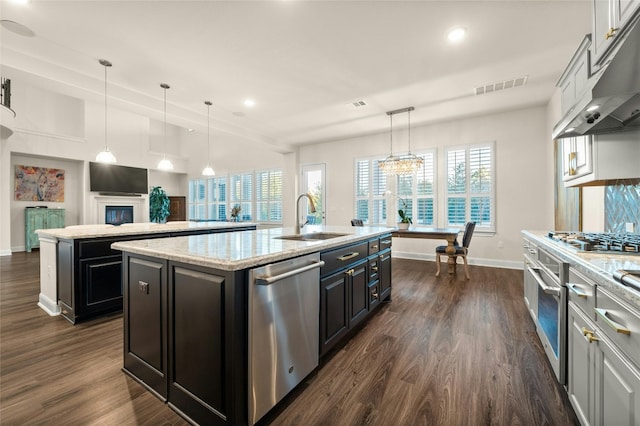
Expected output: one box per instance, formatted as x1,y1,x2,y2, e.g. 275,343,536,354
14,165,65,202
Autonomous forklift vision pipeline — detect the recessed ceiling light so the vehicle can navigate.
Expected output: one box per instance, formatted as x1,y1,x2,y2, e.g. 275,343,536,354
0,20,35,37
243,99,256,107
586,105,600,112
447,26,467,43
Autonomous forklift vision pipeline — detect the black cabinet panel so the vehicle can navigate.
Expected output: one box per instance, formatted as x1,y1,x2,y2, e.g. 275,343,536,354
124,255,167,399
348,261,368,328
170,266,226,422
57,240,74,318
81,256,122,305
379,249,392,301
320,273,348,355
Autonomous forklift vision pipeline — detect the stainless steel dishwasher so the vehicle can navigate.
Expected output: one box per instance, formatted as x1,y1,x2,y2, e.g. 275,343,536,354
248,253,324,425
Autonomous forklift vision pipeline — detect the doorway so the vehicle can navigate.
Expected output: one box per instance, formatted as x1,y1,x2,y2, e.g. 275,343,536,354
301,164,325,225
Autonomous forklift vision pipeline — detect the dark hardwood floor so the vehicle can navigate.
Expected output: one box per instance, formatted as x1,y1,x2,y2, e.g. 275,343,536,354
1,252,578,425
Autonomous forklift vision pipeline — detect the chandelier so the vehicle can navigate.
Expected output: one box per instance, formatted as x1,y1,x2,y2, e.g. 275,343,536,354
378,106,423,175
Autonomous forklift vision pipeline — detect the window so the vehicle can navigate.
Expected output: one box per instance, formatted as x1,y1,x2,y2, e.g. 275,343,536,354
188,169,282,223
188,179,206,220
255,169,283,222
230,173,252,221
207,176,227,220
446,143,495,231
396,150,436,225
354,158,387,225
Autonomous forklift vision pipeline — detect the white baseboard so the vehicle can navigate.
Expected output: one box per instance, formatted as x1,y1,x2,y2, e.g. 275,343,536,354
0,249,12,256
38,293,61,316
392,250,523,271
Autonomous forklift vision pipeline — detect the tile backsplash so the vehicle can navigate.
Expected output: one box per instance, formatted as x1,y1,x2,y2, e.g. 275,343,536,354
605,180,640,233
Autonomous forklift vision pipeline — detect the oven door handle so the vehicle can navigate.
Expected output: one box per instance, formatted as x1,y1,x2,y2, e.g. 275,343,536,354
527,266,561,297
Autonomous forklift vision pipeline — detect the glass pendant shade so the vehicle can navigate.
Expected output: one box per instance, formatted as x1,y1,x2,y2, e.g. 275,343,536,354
158,156,174,171
378,106,423,175
202,100,215,176
96,148,117,164
96,59,116,164
158,83,174,171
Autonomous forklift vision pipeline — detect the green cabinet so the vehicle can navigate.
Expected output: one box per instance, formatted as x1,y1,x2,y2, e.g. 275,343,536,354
25,208,65,252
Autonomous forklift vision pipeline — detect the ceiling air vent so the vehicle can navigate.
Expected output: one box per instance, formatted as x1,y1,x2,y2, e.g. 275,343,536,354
475,76,528,95
348,100,368,108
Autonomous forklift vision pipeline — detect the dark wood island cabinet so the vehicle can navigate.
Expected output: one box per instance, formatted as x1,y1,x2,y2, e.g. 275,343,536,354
114,227,393,425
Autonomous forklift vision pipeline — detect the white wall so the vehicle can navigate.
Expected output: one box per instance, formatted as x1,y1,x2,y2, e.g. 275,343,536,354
299,106,556,269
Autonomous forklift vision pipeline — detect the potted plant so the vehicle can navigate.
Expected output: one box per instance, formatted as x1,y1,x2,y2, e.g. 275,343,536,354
397,198,412,230
230,204,241,222
149,186,170,223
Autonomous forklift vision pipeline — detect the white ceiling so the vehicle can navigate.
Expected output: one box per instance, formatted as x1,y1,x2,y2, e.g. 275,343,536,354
0,0,592,153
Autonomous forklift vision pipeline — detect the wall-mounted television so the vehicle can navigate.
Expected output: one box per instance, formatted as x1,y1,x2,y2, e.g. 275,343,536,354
89,162,148,195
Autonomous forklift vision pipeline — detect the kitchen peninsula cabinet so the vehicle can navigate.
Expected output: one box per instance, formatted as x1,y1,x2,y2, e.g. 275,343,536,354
25,207,65,252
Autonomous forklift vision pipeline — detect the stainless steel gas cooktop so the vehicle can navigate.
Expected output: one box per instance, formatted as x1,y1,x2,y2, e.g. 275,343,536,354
548,231,640,254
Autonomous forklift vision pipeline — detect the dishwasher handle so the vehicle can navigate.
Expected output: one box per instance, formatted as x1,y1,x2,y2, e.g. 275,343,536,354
255,260,325,285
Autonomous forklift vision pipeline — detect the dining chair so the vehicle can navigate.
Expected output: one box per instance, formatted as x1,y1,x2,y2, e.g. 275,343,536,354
435,221,476,279
351,219,364,226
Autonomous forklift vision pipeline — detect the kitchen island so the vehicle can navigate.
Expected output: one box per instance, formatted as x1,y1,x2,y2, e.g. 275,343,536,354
112,225,393,426
36,221,255,322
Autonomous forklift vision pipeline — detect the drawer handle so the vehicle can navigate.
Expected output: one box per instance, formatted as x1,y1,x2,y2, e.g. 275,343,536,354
345,269,354,276
581,327,600,343
338,252,359,261
371,266,378,272
370,244,379,250
371,291,378,299
567,283,587,298
381,239,392,244
595,308,631,335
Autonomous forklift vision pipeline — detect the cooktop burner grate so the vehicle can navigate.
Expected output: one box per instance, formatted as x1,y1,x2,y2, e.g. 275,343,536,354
548,232,640,254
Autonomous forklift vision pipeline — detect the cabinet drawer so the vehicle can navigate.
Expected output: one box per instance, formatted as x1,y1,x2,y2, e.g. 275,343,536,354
596,287,640,367
320,241,368,277
379,234,392,250
567,267,596,319
368,238,380,255
79,239,119,258
368,257,379,283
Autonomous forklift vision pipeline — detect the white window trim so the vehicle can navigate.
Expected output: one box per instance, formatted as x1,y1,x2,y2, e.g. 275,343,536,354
354,155,388,226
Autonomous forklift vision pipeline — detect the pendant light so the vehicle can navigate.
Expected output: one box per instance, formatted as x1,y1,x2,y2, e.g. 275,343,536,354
202,100,215,176
378,106,424,175
157,83,174,171
95,59,117,164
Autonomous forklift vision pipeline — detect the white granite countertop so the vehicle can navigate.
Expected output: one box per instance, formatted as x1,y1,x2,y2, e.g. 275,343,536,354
35,221,255,240
522,230,640,310
112,225,394,271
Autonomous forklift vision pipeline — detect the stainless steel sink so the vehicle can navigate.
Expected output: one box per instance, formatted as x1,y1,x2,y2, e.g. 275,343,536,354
275,232,349,241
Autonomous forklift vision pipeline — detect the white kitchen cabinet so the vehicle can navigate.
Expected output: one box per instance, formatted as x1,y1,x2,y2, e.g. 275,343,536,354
523,239,538,322
568,302,596,425
591,0,640,67
562,130,640,187
557,35,592,116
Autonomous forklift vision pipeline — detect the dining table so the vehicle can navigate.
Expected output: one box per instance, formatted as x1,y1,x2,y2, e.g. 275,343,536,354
392,226,462,275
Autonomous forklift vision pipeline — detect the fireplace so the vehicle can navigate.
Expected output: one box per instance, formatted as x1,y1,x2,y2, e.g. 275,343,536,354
105,205,133,226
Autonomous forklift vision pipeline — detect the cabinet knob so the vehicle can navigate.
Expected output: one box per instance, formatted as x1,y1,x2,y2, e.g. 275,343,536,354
345,269,354,276
605,27,618,40
138,280,149,294
371,291,378,299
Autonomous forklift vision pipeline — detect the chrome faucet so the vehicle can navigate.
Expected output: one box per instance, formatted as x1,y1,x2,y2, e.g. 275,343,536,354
295,193,316,234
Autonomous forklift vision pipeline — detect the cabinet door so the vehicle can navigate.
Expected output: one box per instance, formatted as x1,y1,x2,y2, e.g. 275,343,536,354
47,209,65,228
614,0,640,37
169,265,227,425
378,249,392,300
25,210,46,252
592,0,614,65
80,256,123,309
595,334,640,425
320,272,348,356
123,255,167,399
567,302,595,426
348,261,368,329
523,261,538,322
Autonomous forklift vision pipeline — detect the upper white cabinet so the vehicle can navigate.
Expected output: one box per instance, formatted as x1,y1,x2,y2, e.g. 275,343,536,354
562,129,640,186
558,35,592,116
591,0,640,66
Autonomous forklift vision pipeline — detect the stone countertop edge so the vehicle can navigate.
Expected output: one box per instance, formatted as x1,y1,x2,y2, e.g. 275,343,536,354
112,226,395,272
35,221,256,240
522,230,640,310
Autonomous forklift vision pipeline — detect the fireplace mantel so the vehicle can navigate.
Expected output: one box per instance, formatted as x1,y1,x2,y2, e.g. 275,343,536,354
92,195,147,224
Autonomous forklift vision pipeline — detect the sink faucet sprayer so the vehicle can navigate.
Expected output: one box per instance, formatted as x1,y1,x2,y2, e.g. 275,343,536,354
295,193,316,234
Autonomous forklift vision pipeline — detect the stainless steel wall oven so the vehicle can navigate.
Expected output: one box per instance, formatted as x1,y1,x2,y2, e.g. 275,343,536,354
524,242,568,384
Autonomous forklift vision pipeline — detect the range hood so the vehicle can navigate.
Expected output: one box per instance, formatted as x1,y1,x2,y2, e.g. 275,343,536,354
553,20,640,139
